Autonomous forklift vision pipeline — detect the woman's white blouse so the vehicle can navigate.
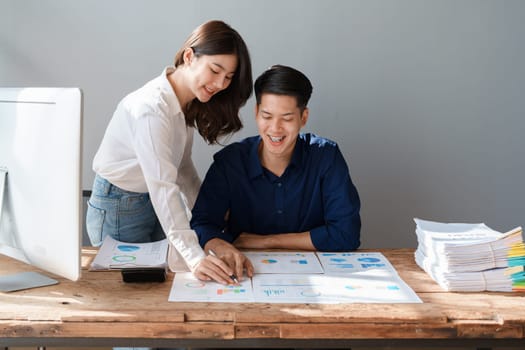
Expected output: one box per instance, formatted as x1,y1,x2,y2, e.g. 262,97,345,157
93,67,205,271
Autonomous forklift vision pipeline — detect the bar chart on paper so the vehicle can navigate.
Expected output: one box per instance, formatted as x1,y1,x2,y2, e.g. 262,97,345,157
168,272,253,302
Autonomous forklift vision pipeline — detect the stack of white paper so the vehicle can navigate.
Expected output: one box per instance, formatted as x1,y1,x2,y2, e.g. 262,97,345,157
414,218,524,292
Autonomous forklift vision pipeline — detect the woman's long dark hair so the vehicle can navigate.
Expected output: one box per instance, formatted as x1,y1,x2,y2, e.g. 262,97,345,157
174,20,253,144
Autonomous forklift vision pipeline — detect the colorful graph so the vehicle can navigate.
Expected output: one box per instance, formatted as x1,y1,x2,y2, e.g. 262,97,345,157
261,259,278,264
262,289,286,297
358,257,381,263
344,285,364,290
185,282,206,288
217,287,246,295
112,255,136,262
344,284,400,291
361,263,386,268
117,245,140,252
386,285,400,290
245,252,324,274
112,244,141,263
291,259,308,265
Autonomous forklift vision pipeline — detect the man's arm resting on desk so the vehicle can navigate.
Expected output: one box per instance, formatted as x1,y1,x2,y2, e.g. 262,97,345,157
234,232,315,250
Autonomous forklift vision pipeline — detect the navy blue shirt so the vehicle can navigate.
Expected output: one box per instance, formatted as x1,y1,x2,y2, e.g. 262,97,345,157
191,133,361,251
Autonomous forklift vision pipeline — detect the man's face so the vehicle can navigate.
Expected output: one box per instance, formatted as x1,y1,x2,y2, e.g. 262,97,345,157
255,93,308,161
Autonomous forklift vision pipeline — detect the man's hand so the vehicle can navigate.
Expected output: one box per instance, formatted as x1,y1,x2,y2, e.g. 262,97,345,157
233,233,270,249
204,238,254,281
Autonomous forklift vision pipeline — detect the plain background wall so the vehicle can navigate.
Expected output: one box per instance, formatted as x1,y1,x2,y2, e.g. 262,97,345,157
2,0,524,249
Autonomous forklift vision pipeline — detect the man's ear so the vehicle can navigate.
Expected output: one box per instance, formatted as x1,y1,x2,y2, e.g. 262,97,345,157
254,104,259,119
301,108,309,127
183,47,194,65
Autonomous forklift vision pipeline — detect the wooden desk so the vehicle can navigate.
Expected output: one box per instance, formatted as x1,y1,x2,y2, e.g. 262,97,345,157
1,248,524,348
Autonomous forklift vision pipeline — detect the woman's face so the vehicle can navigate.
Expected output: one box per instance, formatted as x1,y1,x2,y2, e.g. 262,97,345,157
186,51,238,103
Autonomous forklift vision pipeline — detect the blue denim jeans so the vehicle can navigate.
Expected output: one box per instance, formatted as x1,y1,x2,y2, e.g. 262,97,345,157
86,174,165,246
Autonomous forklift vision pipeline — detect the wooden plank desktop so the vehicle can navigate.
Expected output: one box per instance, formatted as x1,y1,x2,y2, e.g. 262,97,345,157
1,248,524,348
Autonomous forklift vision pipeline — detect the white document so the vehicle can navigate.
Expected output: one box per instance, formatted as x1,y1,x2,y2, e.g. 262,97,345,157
244,251,324,274
251,272,422,304
168,251,422,304
90,235,169,270
316,252,398,275
169,272,253,303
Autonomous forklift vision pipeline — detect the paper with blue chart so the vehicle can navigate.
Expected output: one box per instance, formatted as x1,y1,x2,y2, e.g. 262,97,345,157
169,251,422,303
90,235,169,270
316,252,397,275
243,251,324,274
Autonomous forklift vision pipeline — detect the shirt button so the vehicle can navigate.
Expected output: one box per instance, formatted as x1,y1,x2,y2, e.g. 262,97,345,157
277,183,282,187
277,210,283,214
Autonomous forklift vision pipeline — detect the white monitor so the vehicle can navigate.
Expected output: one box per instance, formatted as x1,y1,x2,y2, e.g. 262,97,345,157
0,88,83,289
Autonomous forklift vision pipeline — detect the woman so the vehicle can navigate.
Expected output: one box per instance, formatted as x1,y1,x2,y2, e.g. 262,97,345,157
86,20,252,285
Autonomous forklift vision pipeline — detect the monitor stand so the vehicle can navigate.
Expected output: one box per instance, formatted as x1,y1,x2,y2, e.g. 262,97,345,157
0,167,58,292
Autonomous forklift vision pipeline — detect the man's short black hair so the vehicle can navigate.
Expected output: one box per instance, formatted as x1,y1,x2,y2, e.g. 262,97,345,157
254,65,313,110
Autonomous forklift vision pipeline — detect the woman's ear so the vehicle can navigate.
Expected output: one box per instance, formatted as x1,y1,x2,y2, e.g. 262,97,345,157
183,48,194,65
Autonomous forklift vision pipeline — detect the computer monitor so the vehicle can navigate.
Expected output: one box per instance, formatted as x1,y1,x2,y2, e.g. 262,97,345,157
0,88,83,290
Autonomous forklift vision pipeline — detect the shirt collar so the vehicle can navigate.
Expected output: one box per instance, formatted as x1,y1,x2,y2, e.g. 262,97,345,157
159,66,183,116
289,134,304,169
247,134,305,179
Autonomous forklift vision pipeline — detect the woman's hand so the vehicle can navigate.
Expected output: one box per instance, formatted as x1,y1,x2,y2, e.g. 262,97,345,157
192,254,240,285
203,238,254,281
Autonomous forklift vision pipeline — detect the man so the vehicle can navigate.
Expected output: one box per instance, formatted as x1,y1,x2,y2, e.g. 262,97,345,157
191,65,361,280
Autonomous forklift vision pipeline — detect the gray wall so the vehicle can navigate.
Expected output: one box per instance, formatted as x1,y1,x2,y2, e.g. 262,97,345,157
2,0,524,249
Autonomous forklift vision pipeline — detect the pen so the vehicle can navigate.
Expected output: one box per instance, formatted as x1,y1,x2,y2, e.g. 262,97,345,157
208,249,239,284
